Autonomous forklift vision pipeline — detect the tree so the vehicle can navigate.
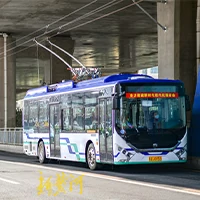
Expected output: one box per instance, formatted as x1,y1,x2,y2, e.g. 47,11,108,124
16,108,22,127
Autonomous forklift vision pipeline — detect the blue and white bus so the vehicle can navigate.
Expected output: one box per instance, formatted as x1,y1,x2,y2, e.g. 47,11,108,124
23,73,190,170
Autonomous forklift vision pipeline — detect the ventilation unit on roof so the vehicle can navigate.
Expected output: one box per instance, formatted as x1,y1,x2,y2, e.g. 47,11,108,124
57,81,75,90
48,84,58,92
47,81,75,92
128,76,153,80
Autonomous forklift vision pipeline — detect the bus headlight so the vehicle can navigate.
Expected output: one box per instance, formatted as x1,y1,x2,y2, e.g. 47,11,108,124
175,145,187,159
116,144,135,160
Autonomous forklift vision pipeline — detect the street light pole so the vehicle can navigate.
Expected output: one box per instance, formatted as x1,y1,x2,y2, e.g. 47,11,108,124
3,33,8,130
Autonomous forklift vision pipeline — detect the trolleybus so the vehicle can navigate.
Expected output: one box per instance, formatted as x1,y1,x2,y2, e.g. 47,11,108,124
23,73,190,170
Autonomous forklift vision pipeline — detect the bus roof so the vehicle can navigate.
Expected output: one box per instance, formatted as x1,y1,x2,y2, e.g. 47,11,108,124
24,73,183,99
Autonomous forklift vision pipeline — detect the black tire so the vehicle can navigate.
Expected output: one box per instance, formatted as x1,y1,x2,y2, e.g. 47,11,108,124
38,141,47,164
87,143,98,170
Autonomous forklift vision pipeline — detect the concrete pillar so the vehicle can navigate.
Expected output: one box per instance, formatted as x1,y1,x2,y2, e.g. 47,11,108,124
158,0,197,113
119,37,136,73
49,36,75,84
16,46,50,88
158,0,198,169
0,35,16,128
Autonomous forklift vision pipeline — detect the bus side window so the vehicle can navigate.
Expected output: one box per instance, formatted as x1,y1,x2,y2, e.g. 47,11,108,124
38,99,48,133
72,93,84,131
24,100,29,129
62,108,72,131
61,94,72,132
28,100,38,132
85,91,98,131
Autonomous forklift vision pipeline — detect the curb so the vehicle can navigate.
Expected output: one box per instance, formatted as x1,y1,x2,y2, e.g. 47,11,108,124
0,144,23,154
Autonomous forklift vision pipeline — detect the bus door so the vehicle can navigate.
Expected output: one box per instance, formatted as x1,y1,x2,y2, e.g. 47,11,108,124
99,98,113,163
49,103,61,158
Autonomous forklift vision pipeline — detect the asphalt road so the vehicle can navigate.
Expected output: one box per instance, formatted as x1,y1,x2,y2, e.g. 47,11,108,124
0,151,200,200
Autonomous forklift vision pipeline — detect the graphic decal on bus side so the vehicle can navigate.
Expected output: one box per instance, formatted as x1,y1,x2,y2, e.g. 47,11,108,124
64,138,85,162
24,133,101,161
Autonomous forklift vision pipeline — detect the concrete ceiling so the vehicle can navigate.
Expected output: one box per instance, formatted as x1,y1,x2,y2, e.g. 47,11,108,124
0,0,159,98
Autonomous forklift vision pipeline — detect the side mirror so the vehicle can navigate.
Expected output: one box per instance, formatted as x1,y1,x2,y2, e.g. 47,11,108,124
185,95,191,111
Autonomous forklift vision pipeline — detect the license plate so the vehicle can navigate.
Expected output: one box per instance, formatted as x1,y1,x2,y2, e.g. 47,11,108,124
149,156,162,162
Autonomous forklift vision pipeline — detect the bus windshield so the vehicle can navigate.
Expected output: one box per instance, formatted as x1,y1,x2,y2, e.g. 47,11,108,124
116,97,186,130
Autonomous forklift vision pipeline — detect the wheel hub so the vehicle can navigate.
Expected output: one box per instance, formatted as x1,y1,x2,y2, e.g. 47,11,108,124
88,148,95,166
39,144,44,161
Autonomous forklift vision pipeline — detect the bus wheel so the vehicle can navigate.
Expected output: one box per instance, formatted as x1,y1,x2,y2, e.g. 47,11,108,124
38,141,47,164
87,143,98,170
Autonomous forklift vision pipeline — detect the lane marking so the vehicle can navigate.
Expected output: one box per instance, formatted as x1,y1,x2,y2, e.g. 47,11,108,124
0,160,200,196
0,177,20,185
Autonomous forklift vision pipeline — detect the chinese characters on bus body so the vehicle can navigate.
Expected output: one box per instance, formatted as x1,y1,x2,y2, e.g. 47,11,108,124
126,92,179,98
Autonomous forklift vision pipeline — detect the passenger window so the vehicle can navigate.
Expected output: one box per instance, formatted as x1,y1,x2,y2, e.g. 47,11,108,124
85,91,98,131
72,93,84,131
61,94,72,131
38,99,49,133
28,101,38,132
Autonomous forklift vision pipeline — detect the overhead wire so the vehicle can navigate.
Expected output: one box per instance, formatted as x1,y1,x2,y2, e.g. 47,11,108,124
0,0,144,61
0,0,121,55
57,0,122,30
38,0,145,80
49,0,145,39
0,0,121,58
0,0,97,51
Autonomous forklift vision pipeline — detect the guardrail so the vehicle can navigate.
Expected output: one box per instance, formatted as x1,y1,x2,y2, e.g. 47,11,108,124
0,128,23,145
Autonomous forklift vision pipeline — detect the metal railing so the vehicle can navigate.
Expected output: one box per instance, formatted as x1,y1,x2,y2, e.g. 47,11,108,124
0,128,23,145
